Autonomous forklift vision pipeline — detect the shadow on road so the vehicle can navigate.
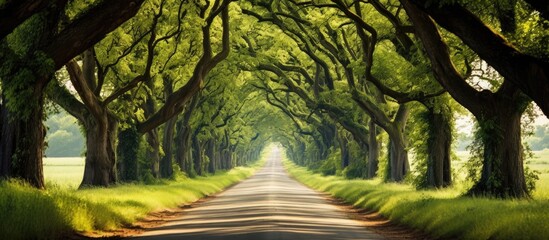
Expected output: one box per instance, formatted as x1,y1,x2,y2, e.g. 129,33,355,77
130,149,385,240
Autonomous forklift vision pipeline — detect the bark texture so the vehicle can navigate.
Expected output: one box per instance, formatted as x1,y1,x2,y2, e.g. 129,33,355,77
425,110,452,188
160,117,177,178
367,120,379,178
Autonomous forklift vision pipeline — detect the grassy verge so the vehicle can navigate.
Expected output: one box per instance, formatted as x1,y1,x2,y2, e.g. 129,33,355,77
283,159,549,240
0,161,263,240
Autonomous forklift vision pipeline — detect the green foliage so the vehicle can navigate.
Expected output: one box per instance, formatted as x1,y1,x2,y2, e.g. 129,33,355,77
524,166,540,194
342,159,368,179
409,107,432,188
317,148,340,176
1,67,36,119
465,119,498,185
137,136,155,184
0,11,55,119
117,126,140,181
408,96,455,189
342,137,369,179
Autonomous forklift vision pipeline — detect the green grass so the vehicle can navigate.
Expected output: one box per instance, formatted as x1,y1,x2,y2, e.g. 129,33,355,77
43,157,85,188
283,158,549,240
0,160,264,240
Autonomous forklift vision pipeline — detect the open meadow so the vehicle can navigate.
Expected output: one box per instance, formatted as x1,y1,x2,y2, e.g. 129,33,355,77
43,157,84,188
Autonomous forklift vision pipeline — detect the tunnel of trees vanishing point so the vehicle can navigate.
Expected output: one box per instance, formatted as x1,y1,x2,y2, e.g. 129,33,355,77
1,0,549,199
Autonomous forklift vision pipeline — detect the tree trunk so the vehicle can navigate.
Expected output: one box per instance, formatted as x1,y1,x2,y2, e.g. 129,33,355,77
0,99,16,179
80,114,117,187
387,136,409,182
386,105,410,182
47,62,119,187
367,120,379,178
226,148,234,169
338,133,350,168
219,147,232,170
1,85,47,189
192,136,203,175
425,109,453,188
117,126,139,182
175,121,193,176
214,142,221,170
206,139,216,173
160,117,176,178
468,104,529,198
146,129,161,178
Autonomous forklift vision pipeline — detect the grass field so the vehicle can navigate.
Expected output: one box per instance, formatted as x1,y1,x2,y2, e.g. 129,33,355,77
43,157,84,188
527,150,549,198
1,157,265,240
284,152,549,240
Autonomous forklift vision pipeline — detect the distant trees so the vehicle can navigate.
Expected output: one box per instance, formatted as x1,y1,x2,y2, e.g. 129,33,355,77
529,125,549,150
44,112,84,157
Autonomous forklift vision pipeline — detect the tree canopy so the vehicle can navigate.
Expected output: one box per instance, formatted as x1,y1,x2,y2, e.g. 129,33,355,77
1,0,548,199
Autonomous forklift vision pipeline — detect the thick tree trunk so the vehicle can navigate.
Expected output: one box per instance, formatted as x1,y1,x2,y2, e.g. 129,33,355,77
160,117,176,178
1,86,47,189
425,110,452,188
175,122,193,176
117,126,139,182
367,120,379,178
386,105,410,182
387,136,409,182
80,114,117,187
0,100,16,179
142,77,161,178
468,106,529,198
17,103,46,189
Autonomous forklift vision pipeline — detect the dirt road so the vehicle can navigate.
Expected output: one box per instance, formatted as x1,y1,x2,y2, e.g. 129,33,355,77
131,148,385,240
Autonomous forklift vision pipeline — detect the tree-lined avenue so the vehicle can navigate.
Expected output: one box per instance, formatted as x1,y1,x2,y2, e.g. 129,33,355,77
131,148,385,240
